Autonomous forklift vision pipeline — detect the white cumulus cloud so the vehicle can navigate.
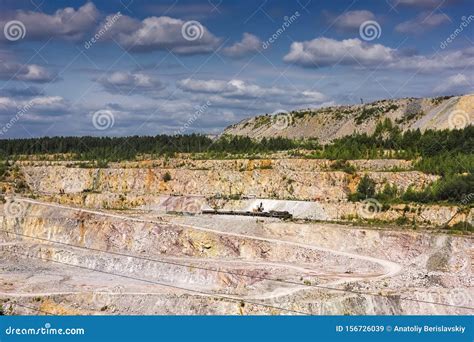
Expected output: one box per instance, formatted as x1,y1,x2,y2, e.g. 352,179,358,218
106,15,220,54
97,71,164,95
0,52,55,83
283,37,394,67
177,78,327,107
283,37,474,72
222,33,262,58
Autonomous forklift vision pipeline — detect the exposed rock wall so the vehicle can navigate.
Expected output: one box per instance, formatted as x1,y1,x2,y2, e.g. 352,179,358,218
21,161,436,202
17,158,413,171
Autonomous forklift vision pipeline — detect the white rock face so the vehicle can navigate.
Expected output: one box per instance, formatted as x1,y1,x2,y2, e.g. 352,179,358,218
17,158,463,225
20,159,437,202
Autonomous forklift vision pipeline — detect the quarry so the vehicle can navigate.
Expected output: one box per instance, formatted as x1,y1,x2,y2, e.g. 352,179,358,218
1,0,474,326
0,156,472,315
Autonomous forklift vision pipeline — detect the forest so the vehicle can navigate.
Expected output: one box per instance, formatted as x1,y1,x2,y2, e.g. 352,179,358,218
0,121,471,164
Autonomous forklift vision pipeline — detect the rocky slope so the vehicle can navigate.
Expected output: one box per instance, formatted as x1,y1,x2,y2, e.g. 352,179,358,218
11,159,472,226
223,94,474,143
1,199,472,315
20,159,435,202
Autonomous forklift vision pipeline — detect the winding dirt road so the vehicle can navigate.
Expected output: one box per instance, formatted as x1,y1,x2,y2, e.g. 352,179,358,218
3,197,403,301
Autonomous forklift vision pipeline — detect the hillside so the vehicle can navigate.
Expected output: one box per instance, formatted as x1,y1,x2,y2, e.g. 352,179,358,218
223,94,474,144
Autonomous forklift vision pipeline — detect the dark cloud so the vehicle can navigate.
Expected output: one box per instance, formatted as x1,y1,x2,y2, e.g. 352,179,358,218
0,86,45,98
0,58,56,83
324,10,376,31
395,12,450,34
144,3,219,20
0,96,69,120
0,3,99,42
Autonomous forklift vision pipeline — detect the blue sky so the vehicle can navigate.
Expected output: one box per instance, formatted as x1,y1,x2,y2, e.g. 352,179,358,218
0,0,473,138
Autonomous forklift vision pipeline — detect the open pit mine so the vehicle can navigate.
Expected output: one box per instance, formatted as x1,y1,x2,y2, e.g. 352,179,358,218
0,157,472,315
